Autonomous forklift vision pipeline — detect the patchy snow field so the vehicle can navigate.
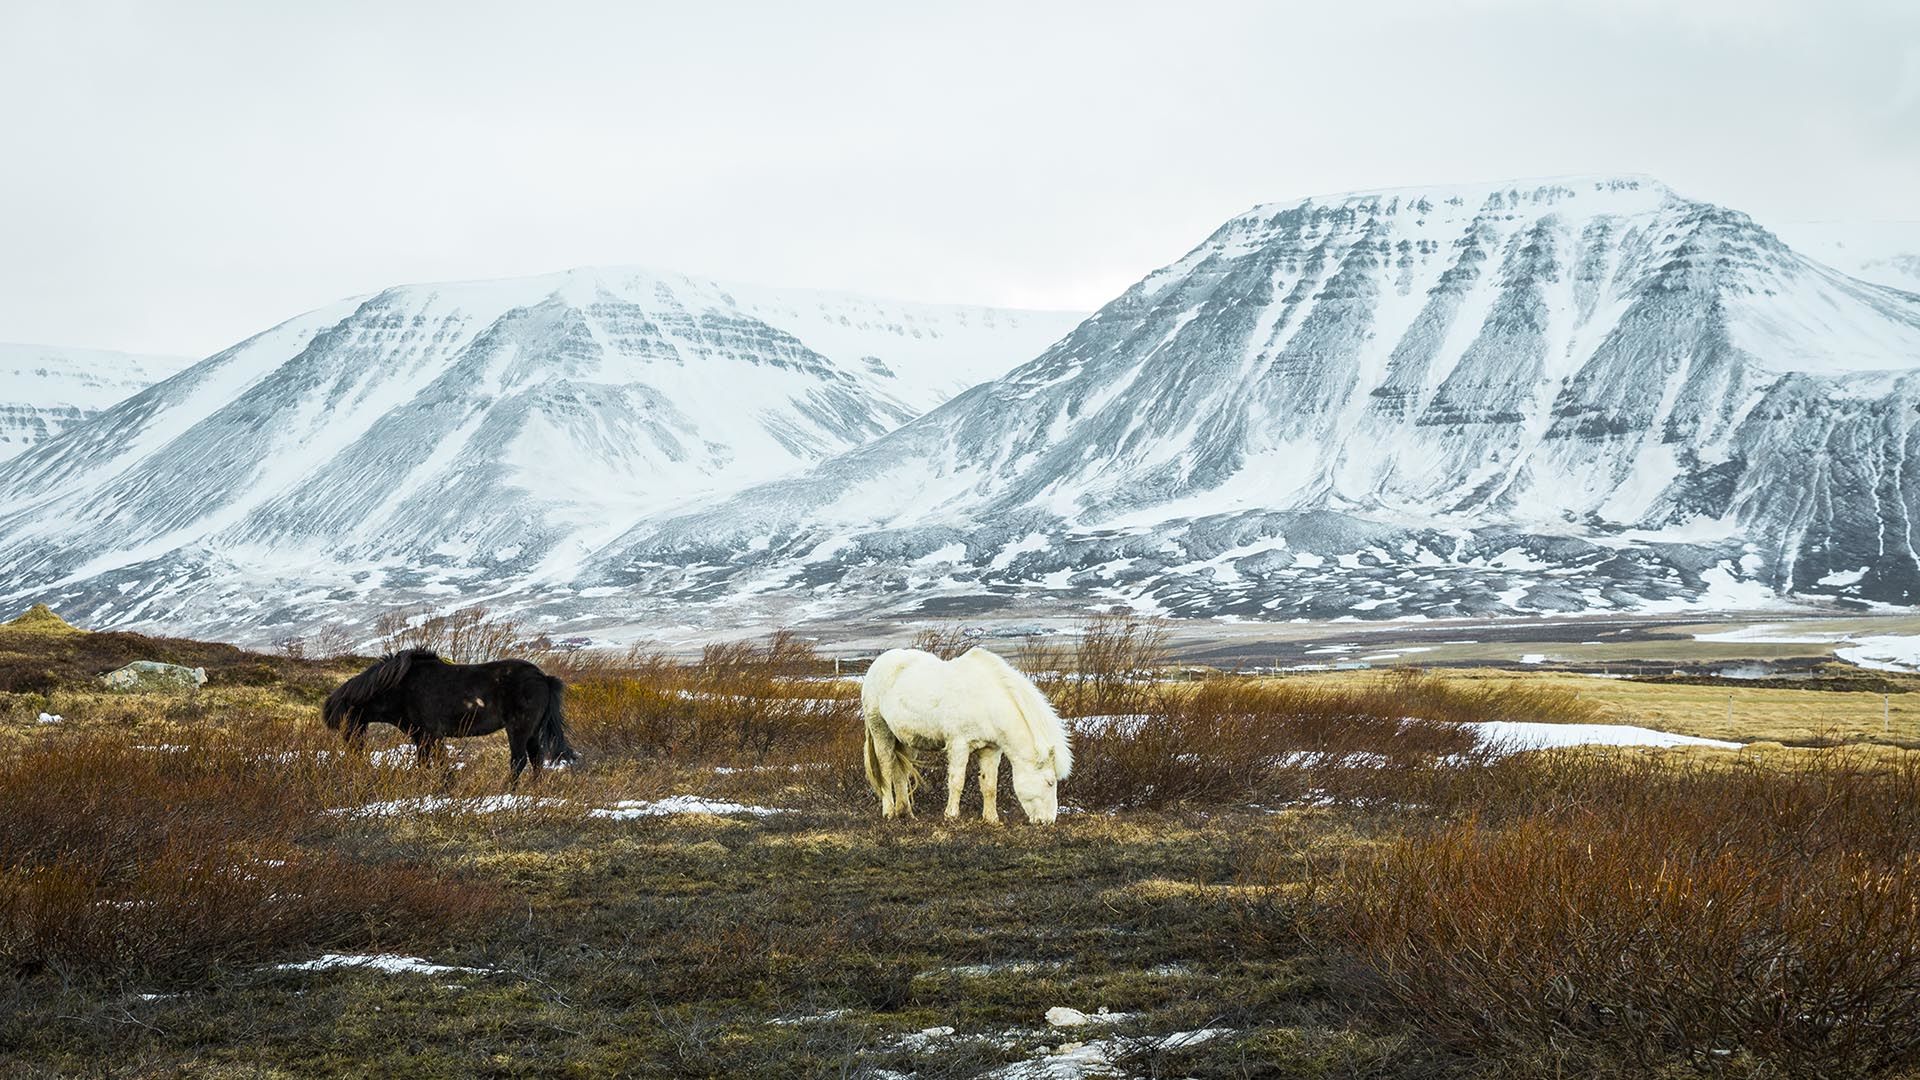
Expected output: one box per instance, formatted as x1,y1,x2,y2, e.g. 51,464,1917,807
1836,635,1920,673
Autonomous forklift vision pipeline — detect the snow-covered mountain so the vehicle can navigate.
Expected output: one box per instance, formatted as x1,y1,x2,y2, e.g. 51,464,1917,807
0,343,193,461
578,176,1920,627
8,178,1919,643
0,268,1080,635
1773,221,1920,294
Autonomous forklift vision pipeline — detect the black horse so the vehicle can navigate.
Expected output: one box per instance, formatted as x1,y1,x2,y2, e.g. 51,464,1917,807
323,649,577,784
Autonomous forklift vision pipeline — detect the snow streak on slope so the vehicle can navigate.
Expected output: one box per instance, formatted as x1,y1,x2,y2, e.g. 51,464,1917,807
0,269,1079,637
0,343,193,461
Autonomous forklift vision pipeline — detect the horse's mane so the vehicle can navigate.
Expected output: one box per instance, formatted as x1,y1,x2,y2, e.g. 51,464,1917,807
958,647,1073,778
322,648,438,729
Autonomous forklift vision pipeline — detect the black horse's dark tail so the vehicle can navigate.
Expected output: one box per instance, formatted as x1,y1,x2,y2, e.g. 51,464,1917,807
539,675,577,764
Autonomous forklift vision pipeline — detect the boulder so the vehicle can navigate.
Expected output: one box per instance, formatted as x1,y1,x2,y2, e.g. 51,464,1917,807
99,661,207,693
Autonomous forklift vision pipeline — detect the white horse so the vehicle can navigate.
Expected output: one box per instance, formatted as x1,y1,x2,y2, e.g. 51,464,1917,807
861,646,1073,824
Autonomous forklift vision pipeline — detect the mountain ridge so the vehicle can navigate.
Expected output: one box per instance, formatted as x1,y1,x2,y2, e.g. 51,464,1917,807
0,343,195,462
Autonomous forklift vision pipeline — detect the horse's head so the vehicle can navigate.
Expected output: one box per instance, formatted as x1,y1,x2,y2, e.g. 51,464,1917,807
323,650,424,736
321,687,348,730
1008,753,1061,825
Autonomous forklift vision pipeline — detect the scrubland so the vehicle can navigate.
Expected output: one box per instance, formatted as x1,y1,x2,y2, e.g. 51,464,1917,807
4,608,1920,1078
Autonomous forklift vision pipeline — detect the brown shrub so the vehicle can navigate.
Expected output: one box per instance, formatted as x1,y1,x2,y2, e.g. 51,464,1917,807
910,624,982,661
565,633,856,770
373,605,549,663
1065,675,1487,811
1018,615,1172,717
1322,752,1920,1075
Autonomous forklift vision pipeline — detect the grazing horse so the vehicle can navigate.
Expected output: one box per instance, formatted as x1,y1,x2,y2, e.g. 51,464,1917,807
323,649,575,784
861,646,1072,824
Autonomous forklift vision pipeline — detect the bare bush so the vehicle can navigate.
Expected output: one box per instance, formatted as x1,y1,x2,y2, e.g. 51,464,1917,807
1065,674,1490,811
909,624,983,661
1321,752,1920,1076
373,606,548,663
565,632,857,771
305,622,358,660
1018,615,1172,717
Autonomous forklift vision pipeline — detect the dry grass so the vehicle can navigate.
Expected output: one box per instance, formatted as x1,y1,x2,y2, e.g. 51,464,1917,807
0,729,501,982
1283,665,1920,747
566,631,858,772
14,608,1920,1077
1532,669,1918,746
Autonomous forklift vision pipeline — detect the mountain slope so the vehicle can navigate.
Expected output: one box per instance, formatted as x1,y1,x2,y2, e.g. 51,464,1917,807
586,177,1920,625
0,343,193,461
0,269,1080,634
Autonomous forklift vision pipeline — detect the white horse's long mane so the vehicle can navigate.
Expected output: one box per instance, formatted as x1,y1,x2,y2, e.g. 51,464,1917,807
956,647,1073,778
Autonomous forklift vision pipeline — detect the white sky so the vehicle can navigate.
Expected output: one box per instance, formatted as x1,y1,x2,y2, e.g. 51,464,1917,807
2,0,1915,358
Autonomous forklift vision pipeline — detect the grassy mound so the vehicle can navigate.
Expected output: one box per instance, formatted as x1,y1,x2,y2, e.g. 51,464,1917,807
1,604,83,636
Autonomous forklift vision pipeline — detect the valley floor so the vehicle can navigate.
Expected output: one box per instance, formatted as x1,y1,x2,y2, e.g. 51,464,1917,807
5,611,1920,1078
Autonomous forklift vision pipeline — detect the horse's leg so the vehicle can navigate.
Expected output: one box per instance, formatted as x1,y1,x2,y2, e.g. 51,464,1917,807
977,745,1003,825
944,742,972,820
506,730,531,790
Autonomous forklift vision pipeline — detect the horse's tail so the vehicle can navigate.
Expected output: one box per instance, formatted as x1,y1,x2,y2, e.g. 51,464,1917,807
862,722,923,809
323,648,426,731
861,651,922,811
538,675,576,764
966,647,1072,779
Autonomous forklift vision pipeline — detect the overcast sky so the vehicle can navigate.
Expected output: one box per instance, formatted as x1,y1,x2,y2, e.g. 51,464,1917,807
2,0,1916,357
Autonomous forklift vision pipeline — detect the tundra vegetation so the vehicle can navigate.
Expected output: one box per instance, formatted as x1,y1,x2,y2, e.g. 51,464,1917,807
3,605,1920,1078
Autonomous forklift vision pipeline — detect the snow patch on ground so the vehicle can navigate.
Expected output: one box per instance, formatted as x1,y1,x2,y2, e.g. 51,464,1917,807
1467,720,1740,751
327,795,563,818
1078,715,1736,753
588,795,788,819
1693,623,1860,644
767,1009,847,1026
984,1027,1234,1079
1837,635,1920,673
271,953,494,976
